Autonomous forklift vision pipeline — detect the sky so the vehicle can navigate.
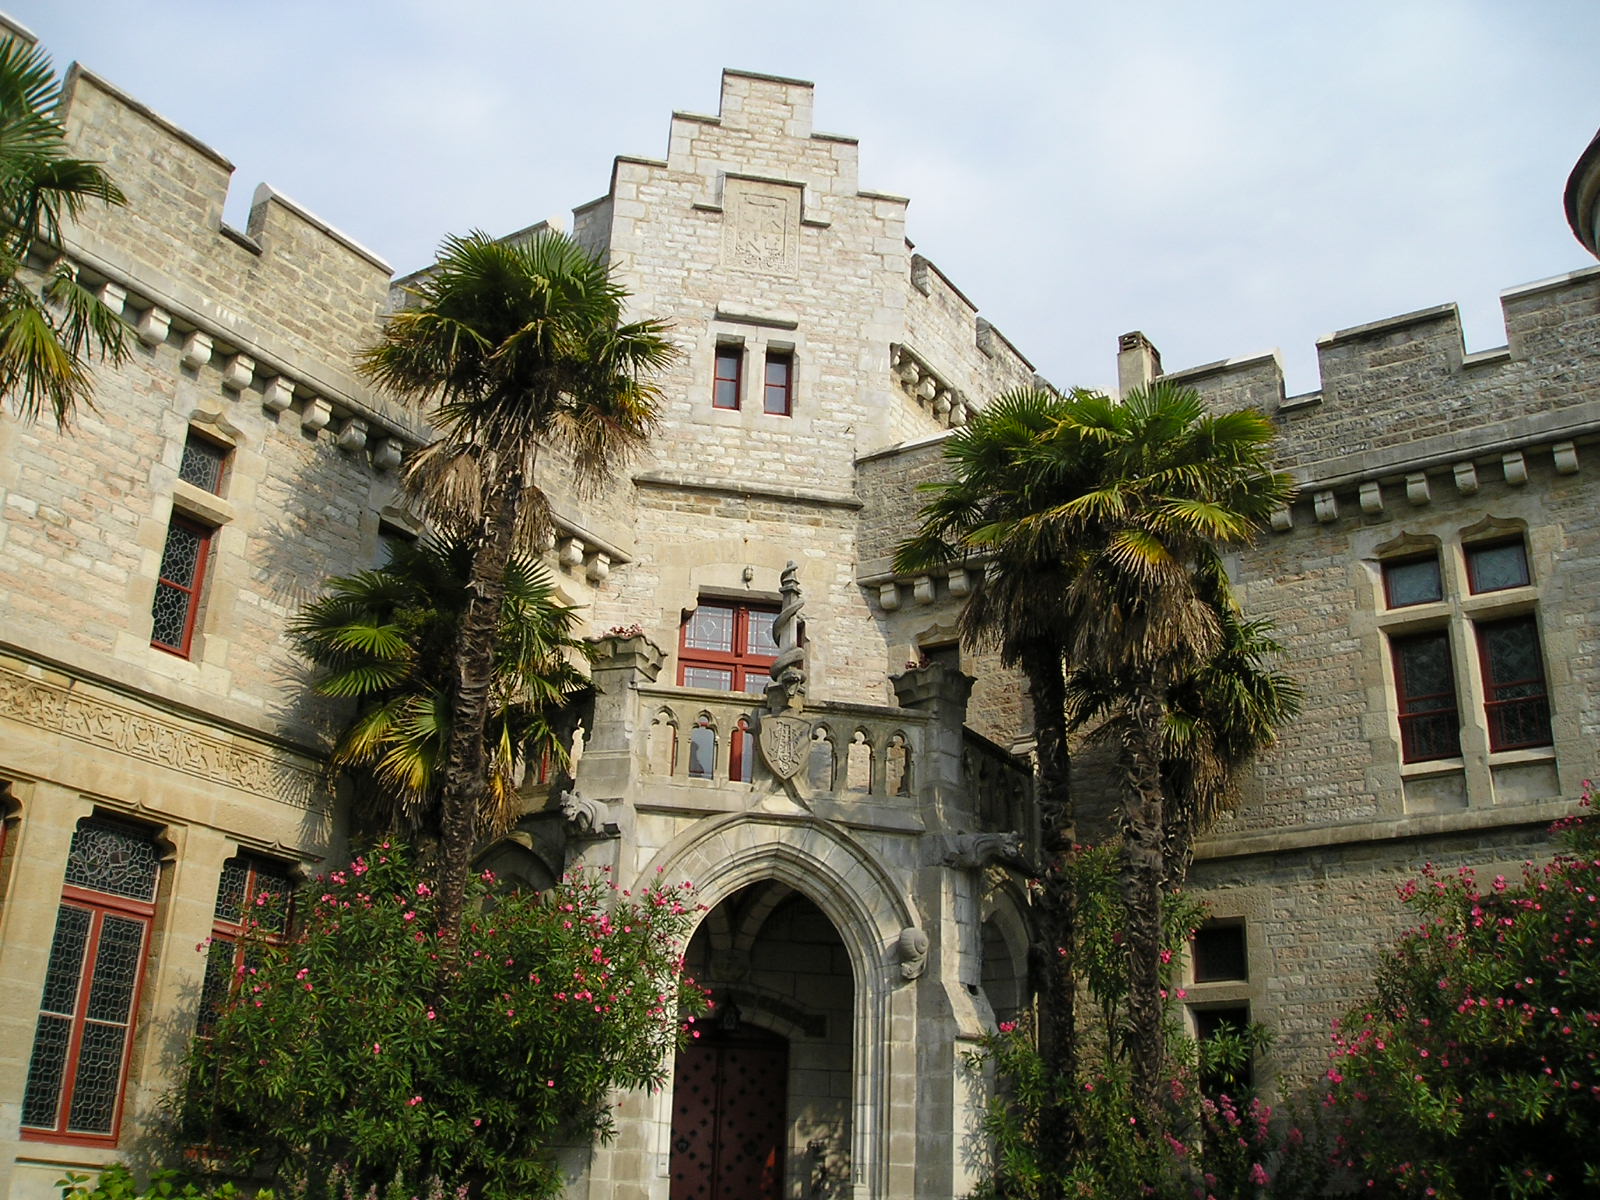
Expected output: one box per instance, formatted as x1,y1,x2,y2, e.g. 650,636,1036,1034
17,1,1600,396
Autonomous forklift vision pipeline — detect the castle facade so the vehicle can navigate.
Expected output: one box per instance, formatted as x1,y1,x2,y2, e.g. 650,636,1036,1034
1,21,1597,1200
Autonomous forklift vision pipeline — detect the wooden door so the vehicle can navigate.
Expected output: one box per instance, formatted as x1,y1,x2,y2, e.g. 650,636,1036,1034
669,1027,788,1200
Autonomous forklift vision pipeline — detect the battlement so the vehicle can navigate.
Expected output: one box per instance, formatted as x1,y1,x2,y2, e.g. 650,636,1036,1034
57,64,419,448
1157,265,1600,490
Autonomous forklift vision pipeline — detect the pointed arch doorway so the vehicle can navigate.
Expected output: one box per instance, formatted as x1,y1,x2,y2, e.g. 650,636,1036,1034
668,1022,788,1200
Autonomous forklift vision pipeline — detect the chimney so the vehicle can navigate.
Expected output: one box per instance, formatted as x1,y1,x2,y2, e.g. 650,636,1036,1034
1117,331,1163,397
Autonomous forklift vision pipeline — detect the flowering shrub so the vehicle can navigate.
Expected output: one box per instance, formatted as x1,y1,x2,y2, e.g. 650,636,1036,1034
178,844,706,1200
1327,793,1600,1197
967,846,1331,1198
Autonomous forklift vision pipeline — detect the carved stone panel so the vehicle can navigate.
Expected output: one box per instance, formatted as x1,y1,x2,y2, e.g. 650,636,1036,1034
723,178,801,276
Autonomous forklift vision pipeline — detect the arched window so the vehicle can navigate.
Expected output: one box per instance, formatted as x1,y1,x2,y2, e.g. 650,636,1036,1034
689,714,719,780
731,716,756,783
807,726,836,792
846,730,873,793
649,709,679,775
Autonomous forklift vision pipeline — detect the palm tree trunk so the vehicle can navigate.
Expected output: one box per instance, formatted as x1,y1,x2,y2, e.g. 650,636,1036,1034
1118,686,1167,1130
1027,648,1078,1188
435,448,525,948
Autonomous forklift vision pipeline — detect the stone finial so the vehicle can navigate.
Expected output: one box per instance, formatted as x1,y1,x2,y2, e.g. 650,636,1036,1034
766,561,807,711
896,927,929,980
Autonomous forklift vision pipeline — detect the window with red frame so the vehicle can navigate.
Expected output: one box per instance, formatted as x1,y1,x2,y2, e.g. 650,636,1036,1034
679,601,778,694
1391,630,1461,761
763,350,793,416
713,345,743,410
1466,539,1531,594
730,716,755,783
1476,615,1552,751
150,516,214,655
152,432,228,657
1381,554,1443,608
22,819,160,1144
196,858,295,1038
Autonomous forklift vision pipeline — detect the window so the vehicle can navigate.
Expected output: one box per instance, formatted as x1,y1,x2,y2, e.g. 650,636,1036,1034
1191,923,1248,984
713,345,743,410
1476,616,1552,751
762,350,793,416
1193,1004,1254,1093
197,858,294,1038
152,431,229,657
22,819,159,1144
679,601,778,694
1467,540,1530,594
730,716,755,783
178,431,228,493
1382,555,1442,608
1391,631,1462,761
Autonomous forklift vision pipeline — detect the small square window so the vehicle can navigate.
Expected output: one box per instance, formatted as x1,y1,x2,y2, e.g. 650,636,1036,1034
1382,555,1442,607
713,345,743,410
1192,923,1248,983
763,350,793,416
1466,540,1530,594
178,432,229,494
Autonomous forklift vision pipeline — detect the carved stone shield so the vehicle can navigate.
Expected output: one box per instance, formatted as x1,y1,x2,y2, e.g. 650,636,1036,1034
758,714,810,780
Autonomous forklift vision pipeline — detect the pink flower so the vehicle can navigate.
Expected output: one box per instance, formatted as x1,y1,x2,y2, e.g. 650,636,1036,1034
998,1021,1017,1033
1249,1163,1270,1185
407,1095,422,1106
372,1043,382,1055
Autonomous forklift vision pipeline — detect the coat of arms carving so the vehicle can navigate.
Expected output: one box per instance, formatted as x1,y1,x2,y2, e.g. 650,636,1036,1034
758,713,810,779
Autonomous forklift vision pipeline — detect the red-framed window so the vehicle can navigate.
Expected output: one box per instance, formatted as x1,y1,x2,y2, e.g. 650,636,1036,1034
22,819,160,1145
762,350,793,416
1381,554,1442,608
1391,630,1461,761
1476,615,1552,751
679,601,778,695
713,345,743,410
1466,539,1531,594
197,858,295,1038
150,516,214,656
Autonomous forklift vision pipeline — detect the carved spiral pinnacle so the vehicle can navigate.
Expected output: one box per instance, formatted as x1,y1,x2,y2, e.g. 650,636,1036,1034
769,560,807,699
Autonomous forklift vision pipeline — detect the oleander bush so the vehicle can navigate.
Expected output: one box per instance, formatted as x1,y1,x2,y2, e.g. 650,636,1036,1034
1326,793,1600,1198
176,843,706,1200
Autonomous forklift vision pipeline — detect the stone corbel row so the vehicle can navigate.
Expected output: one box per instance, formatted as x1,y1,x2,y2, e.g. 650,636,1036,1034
1269,440,1581,531
874,566,972,612
95,280,408,474
544,529,614,584
889,343,972,429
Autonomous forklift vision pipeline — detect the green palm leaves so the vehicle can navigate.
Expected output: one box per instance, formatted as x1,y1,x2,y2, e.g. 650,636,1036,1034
291,537,589,839
0,36,128,427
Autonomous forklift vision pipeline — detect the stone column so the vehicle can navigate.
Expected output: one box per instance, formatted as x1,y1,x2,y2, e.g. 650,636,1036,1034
890,662,975,829
569,635,664,875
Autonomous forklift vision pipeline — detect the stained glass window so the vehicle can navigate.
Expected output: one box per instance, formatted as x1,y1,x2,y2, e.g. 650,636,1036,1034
22,820,157,1142
1382,555,1442,608
1477,616,1552,751
198,858,294,1037
1467,540,1531,594
1391,631,1461,762
679,602,779,694
177,432,228,494
150,517,213,655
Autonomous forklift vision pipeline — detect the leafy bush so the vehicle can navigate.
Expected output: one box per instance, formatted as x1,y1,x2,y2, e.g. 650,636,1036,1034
968,846,1331,1199
178,844,705,1200
1327,794,1600,1197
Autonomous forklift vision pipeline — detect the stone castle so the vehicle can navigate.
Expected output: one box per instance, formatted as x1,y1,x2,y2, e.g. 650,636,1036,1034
2,15,1599,1200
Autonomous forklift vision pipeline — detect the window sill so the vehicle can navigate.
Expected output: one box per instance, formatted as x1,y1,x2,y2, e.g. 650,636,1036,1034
1487,745,1556,767
1399,757,1465,780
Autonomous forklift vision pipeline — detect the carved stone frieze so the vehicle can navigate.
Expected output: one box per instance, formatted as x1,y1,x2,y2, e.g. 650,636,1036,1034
0,663,326,812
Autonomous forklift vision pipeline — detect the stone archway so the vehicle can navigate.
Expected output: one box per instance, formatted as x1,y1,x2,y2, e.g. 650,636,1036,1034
600,814,919,1200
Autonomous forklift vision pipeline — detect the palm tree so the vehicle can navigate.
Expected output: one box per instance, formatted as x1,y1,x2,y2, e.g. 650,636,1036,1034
0,35,128,427
895,386,1092,1175
290,536,590,842
1019,382,1293,1124
359,230,675,940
